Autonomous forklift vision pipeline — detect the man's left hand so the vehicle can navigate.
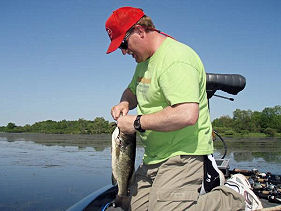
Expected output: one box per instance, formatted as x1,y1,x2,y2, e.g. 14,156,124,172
117,115,137,134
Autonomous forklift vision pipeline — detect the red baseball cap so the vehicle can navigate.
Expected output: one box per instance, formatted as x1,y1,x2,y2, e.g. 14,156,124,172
105,7,144,54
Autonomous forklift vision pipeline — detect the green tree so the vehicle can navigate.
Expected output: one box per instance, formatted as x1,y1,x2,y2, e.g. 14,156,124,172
91,117,111,134
233,109,252,132
264,127,276,137
249,111,262,132
212,115,233,128
7,122,16,129
23,124,32,132
260,106,281,132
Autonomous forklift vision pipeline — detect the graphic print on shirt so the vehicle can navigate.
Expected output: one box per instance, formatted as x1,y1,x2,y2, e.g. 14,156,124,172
137,76,151,93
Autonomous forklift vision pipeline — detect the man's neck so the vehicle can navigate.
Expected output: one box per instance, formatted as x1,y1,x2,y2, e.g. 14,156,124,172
147,31,167,57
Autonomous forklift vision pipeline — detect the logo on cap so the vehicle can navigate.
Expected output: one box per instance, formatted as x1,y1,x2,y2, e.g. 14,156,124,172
106,27,113,40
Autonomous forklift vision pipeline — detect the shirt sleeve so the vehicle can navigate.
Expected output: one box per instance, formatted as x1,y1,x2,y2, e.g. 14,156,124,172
159,62,200,106
127,69,138,95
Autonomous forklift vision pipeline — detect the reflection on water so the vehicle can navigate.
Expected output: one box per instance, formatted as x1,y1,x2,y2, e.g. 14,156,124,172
213,137,281,174
0,133,143,211
0,133,280,210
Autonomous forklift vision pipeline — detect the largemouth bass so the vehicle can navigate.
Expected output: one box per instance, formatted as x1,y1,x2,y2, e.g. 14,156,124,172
112,127,136,208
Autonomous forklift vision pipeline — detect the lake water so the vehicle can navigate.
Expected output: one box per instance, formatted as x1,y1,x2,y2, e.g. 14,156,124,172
0,133,280,211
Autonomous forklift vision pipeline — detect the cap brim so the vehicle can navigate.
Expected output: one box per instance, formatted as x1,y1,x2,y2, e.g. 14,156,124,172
106,34,125,54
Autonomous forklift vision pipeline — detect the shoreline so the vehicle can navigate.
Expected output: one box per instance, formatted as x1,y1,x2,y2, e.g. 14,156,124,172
1,131,280,139
0,132,112,146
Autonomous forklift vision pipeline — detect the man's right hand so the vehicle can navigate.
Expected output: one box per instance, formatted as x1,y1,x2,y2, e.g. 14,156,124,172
111,101,130,120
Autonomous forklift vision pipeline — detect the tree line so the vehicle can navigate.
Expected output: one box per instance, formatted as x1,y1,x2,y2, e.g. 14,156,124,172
212,105,281,137
0,117,115,134
1,105,280,137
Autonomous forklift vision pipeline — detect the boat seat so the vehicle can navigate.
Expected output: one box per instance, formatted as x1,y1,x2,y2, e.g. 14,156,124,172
206,73,246,99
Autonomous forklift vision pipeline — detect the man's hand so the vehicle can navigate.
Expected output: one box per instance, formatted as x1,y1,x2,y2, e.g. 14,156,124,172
117,115,137,134
111,101,130,120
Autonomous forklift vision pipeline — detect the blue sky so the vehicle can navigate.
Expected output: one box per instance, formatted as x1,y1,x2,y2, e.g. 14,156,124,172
1,0,280,126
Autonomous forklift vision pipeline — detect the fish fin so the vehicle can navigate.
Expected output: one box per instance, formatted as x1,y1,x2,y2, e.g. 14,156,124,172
128,169,135,187
115,195,130,210
112,173,117,185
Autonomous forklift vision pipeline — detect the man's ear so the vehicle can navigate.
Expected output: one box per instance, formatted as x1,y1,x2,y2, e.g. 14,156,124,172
135,25,145,38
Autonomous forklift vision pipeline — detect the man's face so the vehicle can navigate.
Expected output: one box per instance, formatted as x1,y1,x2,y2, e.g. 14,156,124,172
120,26,148,63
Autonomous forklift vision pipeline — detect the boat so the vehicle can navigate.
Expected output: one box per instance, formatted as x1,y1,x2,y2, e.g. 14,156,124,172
67,168,281,211
67,73,281,211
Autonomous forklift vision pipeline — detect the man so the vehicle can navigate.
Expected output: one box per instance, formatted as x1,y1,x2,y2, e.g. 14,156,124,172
105,7,262,211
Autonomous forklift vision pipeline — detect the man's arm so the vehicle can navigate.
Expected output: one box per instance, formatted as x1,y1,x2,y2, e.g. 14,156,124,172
141,102,199,131
111,88,137,120
120,88,137,110
117,102,199,133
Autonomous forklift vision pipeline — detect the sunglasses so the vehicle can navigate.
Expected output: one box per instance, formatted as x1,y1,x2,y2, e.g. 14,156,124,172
119,27,135,50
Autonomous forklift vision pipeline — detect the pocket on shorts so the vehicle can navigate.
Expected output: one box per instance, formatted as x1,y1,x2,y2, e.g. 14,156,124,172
157,190,198,202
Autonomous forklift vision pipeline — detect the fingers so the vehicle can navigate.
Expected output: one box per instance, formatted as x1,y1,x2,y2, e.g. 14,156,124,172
111,102,129,120
121,107,129,116
111,106,119,120
116,115,137,134
111,106,128,120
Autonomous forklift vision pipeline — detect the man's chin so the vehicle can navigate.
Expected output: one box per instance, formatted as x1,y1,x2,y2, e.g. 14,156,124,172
135,56,144,63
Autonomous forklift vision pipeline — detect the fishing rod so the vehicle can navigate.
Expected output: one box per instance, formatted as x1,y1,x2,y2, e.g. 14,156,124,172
229,168,281,204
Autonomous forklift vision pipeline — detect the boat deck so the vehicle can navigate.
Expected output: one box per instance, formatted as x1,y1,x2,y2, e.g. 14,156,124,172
80,186,280,211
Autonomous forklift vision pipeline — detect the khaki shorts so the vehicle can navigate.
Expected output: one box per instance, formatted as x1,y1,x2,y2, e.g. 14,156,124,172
129,155,244,211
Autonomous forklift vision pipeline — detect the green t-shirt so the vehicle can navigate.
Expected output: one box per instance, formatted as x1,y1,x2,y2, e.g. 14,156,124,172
128,38,213,164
